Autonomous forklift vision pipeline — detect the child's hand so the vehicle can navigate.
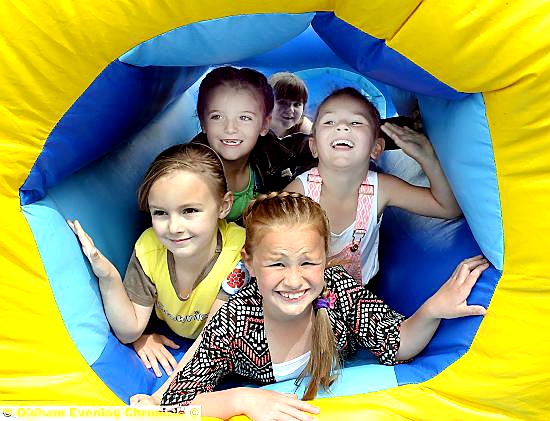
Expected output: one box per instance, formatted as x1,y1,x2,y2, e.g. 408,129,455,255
67,219,117,279
130,393,161,406
242,389,320,421
133,333,180,377
381,123,435,165
425,255,489,319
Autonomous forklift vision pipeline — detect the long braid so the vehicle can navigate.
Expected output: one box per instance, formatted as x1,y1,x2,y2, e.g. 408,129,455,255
243,192,341,400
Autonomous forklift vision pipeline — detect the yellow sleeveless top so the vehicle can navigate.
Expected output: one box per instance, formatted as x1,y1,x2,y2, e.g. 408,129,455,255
135,220,245,339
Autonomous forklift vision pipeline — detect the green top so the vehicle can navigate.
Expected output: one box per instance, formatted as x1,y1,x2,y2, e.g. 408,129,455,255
226,166,256,222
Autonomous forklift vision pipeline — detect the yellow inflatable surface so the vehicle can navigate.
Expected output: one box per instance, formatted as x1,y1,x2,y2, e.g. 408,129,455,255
1,1,549,419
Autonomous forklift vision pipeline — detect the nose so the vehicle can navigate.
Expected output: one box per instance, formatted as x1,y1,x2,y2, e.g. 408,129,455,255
168,215,184,235
336,121,350,131
224,118,237,133
283,266,303,290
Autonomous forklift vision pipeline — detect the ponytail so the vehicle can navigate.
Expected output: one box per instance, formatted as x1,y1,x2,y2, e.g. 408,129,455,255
297,286,341,401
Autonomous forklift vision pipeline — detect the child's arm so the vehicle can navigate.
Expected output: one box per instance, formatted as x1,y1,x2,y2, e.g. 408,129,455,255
68,219,152,343
191,388,319,420
397,255,488,360
378,123,462,219
132,298,320,420
143,292,229,395
132,388,319,421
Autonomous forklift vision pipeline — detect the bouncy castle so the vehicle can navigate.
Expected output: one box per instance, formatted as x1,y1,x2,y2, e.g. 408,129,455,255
1,1,549,419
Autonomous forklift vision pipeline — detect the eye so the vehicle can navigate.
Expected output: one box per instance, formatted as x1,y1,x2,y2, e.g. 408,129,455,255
181,208,199,215
151,209,166,217
301,261,319,267
350,121,364,126
322,120,334,126
209,113,222,120
293,102,302,108
267,262,284,268
240,115,252,121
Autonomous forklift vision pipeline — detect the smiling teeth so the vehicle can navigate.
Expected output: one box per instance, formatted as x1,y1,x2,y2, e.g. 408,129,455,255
331,139,354,148
280,291,306,299
222,139,242,145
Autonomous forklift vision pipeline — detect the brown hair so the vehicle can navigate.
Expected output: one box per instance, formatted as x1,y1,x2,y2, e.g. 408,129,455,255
242,192,341,400
196,66,274,125
268,72,308,105
313,87,381,138
137,143,227,212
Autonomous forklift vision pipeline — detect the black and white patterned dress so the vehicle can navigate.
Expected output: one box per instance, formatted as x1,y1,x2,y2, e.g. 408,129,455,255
161,265,405,406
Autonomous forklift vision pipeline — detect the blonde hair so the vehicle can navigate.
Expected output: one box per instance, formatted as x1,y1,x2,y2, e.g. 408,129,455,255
242,192,341,400
137,143,227,212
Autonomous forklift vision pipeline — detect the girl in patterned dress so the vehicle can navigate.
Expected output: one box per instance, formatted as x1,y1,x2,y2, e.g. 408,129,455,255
286,87,462,285
132,193,487,421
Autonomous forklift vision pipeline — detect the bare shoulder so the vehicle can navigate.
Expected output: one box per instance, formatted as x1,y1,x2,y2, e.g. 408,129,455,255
284,178,304,194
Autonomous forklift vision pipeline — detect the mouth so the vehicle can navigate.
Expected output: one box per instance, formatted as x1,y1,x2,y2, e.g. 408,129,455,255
221,139,243,146
169,237,192,246
331,139,354,149
277,289,308,302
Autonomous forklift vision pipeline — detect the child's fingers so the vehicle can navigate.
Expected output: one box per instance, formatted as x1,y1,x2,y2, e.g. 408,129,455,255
460,263,489,294
463,304,487,316
451,256,486,282
130,394,158,406
281,398,320,420
160,336,180,350
129,394,145,405
137,350,153,369
158,347,178,374
150,359,163,378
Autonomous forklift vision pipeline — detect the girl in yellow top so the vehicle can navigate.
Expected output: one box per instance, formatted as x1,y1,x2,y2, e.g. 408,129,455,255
68,143,247,395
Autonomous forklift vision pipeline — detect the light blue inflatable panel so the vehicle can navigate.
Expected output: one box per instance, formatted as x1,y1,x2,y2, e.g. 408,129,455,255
234,26,357,74
295,68,387,118
419,93,503,269
20,91,201,368
22,200,109,365
120,13,315,66
263,350,397,397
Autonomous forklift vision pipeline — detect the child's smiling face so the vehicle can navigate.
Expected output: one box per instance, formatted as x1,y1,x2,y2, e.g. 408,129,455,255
243,225,326,323
272,98,304,135
310,95,382,169
202,84,271,164
148,169,227,260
